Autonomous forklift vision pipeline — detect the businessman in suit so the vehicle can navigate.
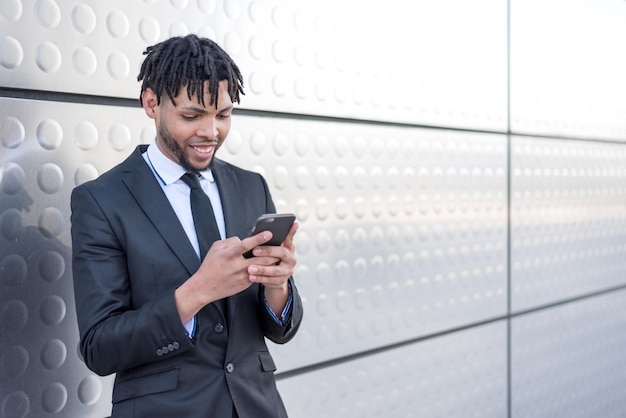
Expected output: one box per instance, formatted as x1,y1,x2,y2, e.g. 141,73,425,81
71,35,303,418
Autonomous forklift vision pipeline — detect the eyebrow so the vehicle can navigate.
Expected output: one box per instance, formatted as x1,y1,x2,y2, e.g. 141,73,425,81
179,104,234,114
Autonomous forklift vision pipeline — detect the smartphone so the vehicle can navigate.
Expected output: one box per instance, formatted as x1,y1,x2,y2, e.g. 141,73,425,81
243,213,296,258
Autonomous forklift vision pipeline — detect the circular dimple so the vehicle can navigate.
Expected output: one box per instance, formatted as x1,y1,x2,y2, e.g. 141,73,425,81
1,208,25,240
316,294,330,316
168,22,189,37
198,0,216,14
248,71,265,94
295,167,310,189
315,167,330,189
38,207,64,238
41,338,67,369
272,132,289,155
108,123,131,151
272,166,289,190
272,75,288,97
1,391,30,418
334,228,350,250
335,197,349,219
1,254,27,287
72,46,97,77
139,16,160,43
0,117,25,148
71,3,96,34
1,162,26,194
0,300,28,332
106,10,130,39
223,31,242,57
37,163,64,194
294,199,310,222
41,382,67,413
294,78,311,99
294,133,310,157
35,0,61,29
0,0,23,21
39,250,65,283
223,0,242,19
36,119,63,150
353,196,366,219
140,125,156,144
35,41,62,73
249,131,267,155
316,230,331,252
170,0,189,9
73,121,98,150
272,40,289,63
316,197,330,221
78,375,103,406
334,166,348,189
223,128,242,154
74,163,99,186
248,36,266,59
197,26,216,40
0,36,24,69
40,295,66,326
106,52,130,80
1,345,29,378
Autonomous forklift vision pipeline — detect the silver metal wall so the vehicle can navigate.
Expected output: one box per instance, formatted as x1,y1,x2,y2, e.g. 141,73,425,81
1,0,626,417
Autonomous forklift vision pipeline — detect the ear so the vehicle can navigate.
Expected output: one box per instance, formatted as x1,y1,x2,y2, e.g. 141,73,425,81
141,88,158,119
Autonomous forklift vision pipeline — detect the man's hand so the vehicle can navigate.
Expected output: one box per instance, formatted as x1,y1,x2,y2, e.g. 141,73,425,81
174,228,277,324
247,221,299,316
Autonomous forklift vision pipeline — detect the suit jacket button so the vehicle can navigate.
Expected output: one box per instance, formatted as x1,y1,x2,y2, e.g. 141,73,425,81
225,363,235,373
214,323,224,333
173,341,180,349
156,349,163,356
167,344,174,351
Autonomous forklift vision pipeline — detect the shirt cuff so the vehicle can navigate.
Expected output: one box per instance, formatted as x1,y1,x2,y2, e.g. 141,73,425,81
262,282,293,326
184,316,197,338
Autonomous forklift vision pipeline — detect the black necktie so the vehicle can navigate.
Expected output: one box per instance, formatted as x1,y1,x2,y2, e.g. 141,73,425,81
181,172,221,259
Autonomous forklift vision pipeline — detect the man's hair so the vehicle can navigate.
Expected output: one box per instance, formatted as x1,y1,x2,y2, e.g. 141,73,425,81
137,34,244,107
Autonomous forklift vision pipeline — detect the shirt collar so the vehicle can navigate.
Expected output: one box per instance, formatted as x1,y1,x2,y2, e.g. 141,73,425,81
146,140,215,185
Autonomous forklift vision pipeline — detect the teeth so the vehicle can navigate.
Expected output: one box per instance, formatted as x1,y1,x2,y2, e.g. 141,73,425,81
192,145,213,153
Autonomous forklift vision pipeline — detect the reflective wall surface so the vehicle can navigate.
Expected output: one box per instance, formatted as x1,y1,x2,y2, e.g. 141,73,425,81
2,1,626,417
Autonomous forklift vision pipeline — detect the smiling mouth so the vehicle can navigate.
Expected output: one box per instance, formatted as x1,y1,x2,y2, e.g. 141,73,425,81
190,142,218,155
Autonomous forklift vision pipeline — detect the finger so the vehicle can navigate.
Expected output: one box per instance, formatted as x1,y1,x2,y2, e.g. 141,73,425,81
248,264,291,286
240,230,273,257
281,221,299,250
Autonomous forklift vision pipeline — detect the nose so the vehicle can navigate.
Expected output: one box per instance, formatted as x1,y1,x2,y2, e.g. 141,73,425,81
197,118,219,139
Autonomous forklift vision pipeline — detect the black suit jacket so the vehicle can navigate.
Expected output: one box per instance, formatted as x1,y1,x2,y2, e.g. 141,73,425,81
71,145,303,418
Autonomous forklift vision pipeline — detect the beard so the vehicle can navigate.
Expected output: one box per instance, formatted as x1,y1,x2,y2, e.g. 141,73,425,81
157,119,212,173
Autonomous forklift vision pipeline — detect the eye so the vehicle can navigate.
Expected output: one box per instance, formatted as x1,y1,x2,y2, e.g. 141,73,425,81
217,113,231,120
181,114,198,121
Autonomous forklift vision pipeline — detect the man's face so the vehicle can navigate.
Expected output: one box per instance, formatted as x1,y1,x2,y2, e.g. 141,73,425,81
144,80,233,172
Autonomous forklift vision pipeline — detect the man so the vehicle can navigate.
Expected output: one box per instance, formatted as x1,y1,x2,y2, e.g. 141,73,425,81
71,34,303,418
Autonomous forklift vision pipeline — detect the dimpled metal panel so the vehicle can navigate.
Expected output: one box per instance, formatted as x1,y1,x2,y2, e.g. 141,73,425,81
219,117,509,370
511,136,626,312
0,96,507,415
277,321,507,418
0,0,507,131
0,98,133,416
510,0,626,140
512,290,626,418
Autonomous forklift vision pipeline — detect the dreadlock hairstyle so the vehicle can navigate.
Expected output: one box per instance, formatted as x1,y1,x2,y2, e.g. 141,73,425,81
137,34,244,108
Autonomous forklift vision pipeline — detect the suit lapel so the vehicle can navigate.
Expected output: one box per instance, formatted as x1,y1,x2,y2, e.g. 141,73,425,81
122,147,201,277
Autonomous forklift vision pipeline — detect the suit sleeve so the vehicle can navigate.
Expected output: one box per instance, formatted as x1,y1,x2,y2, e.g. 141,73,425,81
71,185,193,376
254,174,304,344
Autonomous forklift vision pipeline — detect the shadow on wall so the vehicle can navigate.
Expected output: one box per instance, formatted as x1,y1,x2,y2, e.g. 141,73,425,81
0,162,110,416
